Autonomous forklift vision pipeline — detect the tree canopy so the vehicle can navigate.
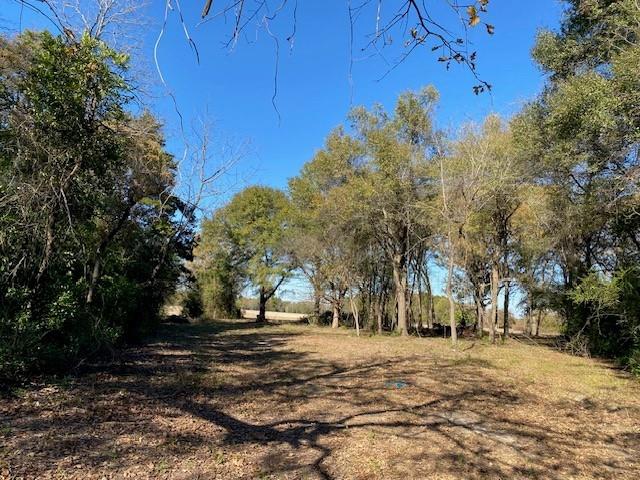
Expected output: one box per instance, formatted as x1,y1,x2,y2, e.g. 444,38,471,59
0,30,195,379
197,0,640,373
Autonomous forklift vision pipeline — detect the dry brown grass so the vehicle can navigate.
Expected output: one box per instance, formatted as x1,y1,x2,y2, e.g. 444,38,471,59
1,320,639,479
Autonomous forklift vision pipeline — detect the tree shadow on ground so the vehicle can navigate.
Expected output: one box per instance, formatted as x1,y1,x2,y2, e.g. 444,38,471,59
2,320,639,479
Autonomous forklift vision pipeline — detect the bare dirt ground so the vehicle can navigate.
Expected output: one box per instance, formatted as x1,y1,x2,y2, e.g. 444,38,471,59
1,320,639,479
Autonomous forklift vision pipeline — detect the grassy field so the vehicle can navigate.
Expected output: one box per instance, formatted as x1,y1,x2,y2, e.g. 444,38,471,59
1,320,639,479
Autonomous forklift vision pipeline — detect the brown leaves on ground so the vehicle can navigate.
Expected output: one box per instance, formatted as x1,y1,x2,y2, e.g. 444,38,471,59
1,321,639,479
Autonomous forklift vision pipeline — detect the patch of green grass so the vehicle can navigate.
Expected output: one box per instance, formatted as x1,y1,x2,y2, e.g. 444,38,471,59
155,460,169,473
212,449,225,465
367,457,385,473
447,355,495,369
9,386,26,398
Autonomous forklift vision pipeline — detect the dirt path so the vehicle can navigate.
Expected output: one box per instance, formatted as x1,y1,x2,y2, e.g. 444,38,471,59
1,321,639,479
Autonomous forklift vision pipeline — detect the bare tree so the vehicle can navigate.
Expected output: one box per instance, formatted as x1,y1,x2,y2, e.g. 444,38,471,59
13,0,149,47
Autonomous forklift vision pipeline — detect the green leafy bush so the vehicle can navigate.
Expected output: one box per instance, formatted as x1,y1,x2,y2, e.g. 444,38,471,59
0,32,193,380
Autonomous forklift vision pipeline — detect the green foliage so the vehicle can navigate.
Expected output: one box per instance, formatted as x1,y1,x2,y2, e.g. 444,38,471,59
628,349,640,376
515,0,640,368
194,238,242,320
0,32,192,379
569,268,640,359
195,186,293,319
181,287,204,319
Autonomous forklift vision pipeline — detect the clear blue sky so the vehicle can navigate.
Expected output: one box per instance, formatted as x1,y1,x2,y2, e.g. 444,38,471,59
147,0,564,192
1,0,565,304
1,0,564,191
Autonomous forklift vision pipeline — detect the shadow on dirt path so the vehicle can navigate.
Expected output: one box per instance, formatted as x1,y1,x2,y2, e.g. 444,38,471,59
1,320,639,479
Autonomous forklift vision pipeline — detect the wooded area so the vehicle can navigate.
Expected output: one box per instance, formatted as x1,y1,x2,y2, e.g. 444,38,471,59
0,30,198,379
1,1,639,478
196,0,640,372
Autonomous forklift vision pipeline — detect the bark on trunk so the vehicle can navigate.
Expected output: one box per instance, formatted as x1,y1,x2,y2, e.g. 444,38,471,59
349,294,360,337
376,291,385,334
525,305,532,336
331,302,340,329
368,293,376,332
535,309,542,337
446,254,458,345
503,280,510,338
312,287,321,324
489,264,499,343
392,254,408,336
474,287,484,338
86,257,101,305
257,288,267,323
417,279,424,332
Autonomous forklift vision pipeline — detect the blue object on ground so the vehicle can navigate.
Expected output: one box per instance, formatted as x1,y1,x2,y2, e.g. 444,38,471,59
385,380,408,389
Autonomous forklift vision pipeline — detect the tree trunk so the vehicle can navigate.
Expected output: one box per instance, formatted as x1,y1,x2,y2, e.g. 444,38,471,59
368,292,376,332
257,288,267,323
312,287,321,324
503,280,510,338
86,202,134,305
525,305,532,336
535,309,542,337
392,254,408,336
489,264,499,343
474,286,484,338
349,294,360,337
331,302,340,328
376,291,384,334
446,253,458,345
417,276,424,332
86,256,101,305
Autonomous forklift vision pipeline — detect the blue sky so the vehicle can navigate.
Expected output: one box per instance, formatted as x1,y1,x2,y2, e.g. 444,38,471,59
1,0,565,304
146,0,564,192
1,1,564,191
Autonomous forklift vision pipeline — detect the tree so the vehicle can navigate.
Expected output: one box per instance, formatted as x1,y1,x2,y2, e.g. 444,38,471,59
0,30,192,378
288,128,364,328
349,87,440,336
514,0,640,361
435,116,529,343
200,186,293,323
193,215,242,319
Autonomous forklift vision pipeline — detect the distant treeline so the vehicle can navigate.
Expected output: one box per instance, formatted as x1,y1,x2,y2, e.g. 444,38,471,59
236,294,561,335
194,1,640,372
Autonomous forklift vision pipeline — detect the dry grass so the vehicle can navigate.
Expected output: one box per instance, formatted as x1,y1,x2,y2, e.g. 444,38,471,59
1,320,639,479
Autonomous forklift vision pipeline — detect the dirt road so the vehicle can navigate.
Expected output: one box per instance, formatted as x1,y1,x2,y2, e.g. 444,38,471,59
2,321,639,479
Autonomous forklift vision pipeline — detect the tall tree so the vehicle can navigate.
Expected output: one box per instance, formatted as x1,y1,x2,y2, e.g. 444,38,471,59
200,186,293,323
0,31,192,378
349,87,440,336
514,0,640,359
288,128,364,328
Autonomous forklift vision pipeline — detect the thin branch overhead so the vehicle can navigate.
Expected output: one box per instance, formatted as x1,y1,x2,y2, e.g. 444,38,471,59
200,0,495,93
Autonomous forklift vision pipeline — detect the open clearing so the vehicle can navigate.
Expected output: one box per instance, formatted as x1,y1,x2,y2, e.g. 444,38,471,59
2,321,639,480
